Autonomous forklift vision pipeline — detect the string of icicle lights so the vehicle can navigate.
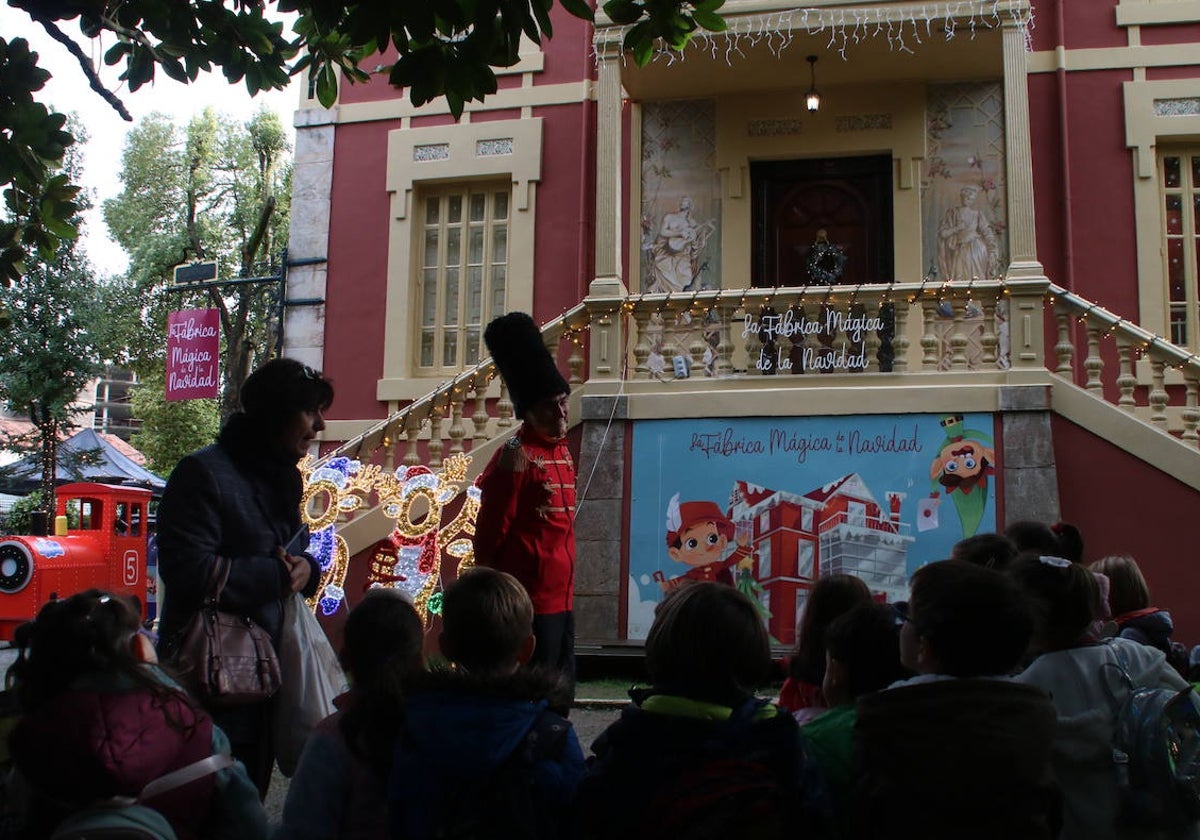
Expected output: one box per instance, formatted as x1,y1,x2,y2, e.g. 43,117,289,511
594,1,1034,65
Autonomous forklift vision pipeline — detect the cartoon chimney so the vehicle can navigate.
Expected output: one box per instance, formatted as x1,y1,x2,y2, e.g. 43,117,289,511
886,492,906,525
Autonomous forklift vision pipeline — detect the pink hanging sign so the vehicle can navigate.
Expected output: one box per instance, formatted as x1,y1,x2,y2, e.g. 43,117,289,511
165,308,220,401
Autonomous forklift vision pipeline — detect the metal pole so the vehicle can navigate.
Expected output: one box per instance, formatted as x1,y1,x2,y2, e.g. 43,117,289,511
275,247,288,357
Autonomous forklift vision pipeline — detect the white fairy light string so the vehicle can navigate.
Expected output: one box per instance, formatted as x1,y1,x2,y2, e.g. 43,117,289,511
594,1,1034,66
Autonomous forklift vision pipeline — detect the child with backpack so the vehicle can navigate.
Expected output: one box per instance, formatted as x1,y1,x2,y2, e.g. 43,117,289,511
851,560,1059,840
1011,553,1197,840
1089,553,1190,675
798,602,909,836
4,589,266,840
575,582,828,840
388,567,585,839
275,588,425,840
778,573,873,720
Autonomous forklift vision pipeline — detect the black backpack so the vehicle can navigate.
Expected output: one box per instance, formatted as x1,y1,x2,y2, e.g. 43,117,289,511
395,708,570,840
1103,641,1200,830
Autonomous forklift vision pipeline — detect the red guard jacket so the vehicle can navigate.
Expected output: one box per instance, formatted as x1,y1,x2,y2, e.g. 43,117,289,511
474,426,576,614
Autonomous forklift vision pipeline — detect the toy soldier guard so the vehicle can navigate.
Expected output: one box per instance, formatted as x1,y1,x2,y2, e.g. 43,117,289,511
474,312,577,686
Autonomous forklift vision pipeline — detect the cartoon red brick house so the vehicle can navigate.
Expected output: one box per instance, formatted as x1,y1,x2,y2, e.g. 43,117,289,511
730,475,912,644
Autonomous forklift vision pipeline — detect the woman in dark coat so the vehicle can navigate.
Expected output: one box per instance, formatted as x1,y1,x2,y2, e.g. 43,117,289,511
156,358,332,795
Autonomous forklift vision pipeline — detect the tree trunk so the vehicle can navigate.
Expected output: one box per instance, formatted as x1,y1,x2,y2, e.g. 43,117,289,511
38,413,58,523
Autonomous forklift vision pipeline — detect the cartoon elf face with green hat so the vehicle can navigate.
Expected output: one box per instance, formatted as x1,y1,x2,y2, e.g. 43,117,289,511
929,414,995,537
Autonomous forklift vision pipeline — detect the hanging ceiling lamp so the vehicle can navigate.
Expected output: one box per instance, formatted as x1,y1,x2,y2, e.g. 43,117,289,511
805,55,821,113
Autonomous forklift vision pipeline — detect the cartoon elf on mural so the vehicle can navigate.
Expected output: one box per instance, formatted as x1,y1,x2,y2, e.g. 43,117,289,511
655,493,754,592
926,414,995,538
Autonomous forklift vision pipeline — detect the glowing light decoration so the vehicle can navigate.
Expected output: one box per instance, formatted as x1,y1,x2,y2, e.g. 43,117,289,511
299,455,377,616
594,1,1033,65
370,452,481,625
299,451,481,624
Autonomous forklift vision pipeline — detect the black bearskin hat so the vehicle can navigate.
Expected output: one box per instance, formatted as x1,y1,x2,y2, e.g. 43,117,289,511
484,312,569,418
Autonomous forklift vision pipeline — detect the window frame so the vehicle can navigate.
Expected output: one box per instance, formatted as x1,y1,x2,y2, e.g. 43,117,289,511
1158,149,1200,349
416,184,512,374
380,118,542,402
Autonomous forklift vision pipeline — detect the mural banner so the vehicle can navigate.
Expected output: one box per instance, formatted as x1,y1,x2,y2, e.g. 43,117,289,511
165,308,220,401
627,413,999,642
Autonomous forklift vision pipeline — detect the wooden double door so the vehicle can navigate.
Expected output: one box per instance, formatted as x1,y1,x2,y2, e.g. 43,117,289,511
751,155,894,287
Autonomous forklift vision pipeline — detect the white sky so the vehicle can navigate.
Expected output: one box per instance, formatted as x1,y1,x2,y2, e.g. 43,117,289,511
1,7,300,276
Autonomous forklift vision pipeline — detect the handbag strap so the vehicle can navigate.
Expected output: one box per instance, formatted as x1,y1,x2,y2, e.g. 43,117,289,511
138,753,237,803
202,557,232,606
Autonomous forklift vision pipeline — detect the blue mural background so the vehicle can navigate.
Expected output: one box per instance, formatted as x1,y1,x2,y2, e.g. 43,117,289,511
626,413,999,639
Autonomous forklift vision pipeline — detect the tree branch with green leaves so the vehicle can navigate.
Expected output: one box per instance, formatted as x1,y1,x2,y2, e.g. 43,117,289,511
1,0,726,291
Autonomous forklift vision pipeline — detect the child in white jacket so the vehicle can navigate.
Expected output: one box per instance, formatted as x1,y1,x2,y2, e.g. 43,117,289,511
1011,553,1194,840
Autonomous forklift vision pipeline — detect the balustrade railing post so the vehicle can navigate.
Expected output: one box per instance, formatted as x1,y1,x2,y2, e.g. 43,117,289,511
892,300,910,373
448,389,466,454
1084,326,1103,393
404,413,422,467
1054,310,1074,376
567,335,585,385
472,378,489,442
920,297,940,370
716,303,735,377
1149,359,1168,428
383,420,397,472
428,398,445,467
1116,338,1138,412
497,381,514,428
688,315,707,372
1182,373,1200,446
631,308,652,380
948,297,970,370
980,297,999,368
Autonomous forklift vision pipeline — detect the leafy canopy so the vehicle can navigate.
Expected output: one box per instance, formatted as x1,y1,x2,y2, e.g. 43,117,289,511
102,108,291,472
1,0,725,286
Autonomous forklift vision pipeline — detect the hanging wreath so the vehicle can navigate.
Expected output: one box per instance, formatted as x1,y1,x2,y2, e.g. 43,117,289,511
807,240,847,285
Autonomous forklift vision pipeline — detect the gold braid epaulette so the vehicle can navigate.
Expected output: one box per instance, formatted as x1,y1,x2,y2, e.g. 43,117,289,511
497,436,529,472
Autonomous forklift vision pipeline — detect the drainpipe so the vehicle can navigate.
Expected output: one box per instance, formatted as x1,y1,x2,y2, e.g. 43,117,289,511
1055,0,1075,293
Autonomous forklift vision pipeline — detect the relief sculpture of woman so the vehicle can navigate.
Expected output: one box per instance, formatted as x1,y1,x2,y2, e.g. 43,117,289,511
937,186,998,282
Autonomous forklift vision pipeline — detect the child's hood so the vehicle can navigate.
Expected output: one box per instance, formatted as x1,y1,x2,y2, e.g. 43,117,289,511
401,667,570,773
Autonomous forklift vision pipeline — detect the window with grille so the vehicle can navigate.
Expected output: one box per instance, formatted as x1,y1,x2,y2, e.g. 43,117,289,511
417,186,510,371
1161,152,1200,347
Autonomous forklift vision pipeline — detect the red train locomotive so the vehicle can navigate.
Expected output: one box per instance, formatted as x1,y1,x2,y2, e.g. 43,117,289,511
0,483,151,640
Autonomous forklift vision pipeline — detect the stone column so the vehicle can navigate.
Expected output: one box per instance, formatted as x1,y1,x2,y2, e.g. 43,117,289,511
1002,16,1043,278
594,48,623,284
283,105,337,369
999,385,1061,524
574,394,628,642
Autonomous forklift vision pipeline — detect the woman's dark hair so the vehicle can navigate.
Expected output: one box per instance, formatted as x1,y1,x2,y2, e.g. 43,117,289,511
908,560,1033,677
6,590,183,713
825,602,910,698
789,573,872,685
338,588,425,779
951,532,1018,571
646,582,771,703
238,357,334,431
1008,551,1099,652
1004,520,1062,556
